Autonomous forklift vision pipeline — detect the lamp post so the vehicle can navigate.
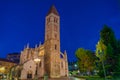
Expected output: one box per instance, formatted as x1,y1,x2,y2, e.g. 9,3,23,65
34,58,40,80
98,51,107,80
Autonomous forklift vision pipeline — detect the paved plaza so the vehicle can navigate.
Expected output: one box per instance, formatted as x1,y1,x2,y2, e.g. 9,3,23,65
38,77,85,80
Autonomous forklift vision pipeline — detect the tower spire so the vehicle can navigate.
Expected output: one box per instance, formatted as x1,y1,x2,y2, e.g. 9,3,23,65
35,44,37,48
47,5,59,16
26,43,29,49
39,41,41,47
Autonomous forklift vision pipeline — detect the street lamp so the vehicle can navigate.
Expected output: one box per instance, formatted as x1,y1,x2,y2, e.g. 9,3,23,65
34,58,40,80
98,50,107,80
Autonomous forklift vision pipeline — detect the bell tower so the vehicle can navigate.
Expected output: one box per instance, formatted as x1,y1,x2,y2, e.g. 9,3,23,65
44,5,61,78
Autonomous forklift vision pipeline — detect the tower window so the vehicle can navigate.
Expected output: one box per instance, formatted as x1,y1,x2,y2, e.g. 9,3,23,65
55,44,57,50
56,18,58,23
61,62,63,68
54,25,58,32
47,34,49,39
54,18,56,23
39,61,41,67
55,34,57,39
54,17,58,23
47,18,50,24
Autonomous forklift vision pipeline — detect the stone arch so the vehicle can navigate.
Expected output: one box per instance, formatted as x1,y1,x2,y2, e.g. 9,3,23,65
27,70,33,79
60,52,64,59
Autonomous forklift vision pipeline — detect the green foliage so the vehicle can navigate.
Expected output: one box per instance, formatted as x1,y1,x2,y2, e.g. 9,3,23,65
106,44,113,57
85,50,96,72
75,25,120,78
75,48,87,72
98,70,104,77
100,25,117,47
113,72,120,78
75,48,96,75
96,40,107,61
75,48,86,61
116,40,120,72
96,25,120,77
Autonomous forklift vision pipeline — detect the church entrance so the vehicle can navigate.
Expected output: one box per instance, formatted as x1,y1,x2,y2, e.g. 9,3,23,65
27,71,32,79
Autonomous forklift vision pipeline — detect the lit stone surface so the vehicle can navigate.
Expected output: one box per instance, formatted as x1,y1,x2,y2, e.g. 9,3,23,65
17,5,68,79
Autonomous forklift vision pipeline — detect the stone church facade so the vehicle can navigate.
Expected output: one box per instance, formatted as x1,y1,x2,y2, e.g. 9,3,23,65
19,5,68,79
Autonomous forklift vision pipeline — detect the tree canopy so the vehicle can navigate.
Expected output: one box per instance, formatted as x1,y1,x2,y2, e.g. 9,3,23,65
96,25,120,77
75,48,96,75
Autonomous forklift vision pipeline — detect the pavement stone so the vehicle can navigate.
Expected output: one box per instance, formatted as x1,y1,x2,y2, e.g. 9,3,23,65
38,77,85,80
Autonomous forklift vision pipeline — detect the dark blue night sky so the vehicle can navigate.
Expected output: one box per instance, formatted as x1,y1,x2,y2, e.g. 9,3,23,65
0,0,120,62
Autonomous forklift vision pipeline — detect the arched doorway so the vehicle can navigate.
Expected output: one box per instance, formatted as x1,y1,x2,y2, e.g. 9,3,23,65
27,71,32,79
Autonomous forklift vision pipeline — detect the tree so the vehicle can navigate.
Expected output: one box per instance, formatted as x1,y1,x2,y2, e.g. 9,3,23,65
100,25,117,48
113,40,120,77
96,40,107,61
75,48,86,73
75,48,96,75
85,50,96,74
96,25,119,77
96,40,107,77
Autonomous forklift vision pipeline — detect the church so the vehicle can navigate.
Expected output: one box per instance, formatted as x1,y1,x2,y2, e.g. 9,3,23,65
19,5,68,79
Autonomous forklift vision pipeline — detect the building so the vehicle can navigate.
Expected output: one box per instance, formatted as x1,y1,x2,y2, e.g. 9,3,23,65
18,5,68,79
0,58,17,79
7,53,20,63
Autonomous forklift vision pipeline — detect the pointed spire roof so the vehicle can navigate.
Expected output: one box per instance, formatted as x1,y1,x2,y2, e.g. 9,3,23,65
47,5,59,16
35,44,38,48
39,41,41,47
26,43,29,49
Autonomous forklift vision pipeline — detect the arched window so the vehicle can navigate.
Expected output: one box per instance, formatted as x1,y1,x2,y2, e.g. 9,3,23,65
54,17,56,23
54,17,58,23
47,17,51,24
47,34,49,39
56,18,58,23
54,25,57,32
39,61,41,67
55,44,57,50
55,34,57,39
61,62,63,68
27,71,32,79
